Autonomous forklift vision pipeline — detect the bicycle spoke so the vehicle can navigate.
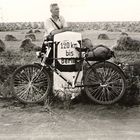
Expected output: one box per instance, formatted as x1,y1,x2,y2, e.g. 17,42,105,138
84,62,126,104
12,65,51,103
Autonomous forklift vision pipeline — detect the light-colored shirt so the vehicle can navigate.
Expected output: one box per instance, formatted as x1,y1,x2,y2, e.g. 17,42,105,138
44,15,68,37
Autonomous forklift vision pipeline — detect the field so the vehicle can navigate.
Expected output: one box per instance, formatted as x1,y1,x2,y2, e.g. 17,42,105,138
1,28,140,97
1,26,140,139
1,28,140,66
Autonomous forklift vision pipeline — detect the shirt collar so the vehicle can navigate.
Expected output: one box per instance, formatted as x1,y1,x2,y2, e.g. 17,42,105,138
51,15,60,21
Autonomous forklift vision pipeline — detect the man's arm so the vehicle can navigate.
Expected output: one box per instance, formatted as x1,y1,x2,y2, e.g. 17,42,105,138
50,27,71,35
44,17,71,37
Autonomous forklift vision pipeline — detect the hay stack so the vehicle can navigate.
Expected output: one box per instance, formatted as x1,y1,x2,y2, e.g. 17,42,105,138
26,29,33,34
98,34,109,40
20,38,37,52
34,46,41,51
114,34,140,51
0,39,5,52
82,38,93,50
25,33,36,41
5,34,17,41
34,29,41,33
121,32,128,36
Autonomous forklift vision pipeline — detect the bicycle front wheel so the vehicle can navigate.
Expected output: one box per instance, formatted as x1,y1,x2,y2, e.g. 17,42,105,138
11,64,52,103
84,61,126,104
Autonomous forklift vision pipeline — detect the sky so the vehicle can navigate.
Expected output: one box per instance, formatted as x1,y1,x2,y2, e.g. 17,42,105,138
0,0,140,22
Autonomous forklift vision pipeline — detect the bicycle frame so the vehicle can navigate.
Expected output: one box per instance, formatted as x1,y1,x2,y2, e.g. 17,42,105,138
40,54,101,89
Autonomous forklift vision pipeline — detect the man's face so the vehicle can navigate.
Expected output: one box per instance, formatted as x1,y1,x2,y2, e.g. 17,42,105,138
51,5,59,17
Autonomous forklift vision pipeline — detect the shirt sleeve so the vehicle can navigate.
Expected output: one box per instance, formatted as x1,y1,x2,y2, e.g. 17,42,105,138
44,19,54,36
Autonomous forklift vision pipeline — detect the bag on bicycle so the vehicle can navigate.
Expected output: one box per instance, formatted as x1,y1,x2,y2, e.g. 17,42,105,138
86,44,114,61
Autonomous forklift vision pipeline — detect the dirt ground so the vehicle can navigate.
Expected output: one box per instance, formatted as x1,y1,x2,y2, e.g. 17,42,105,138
0,98,140,140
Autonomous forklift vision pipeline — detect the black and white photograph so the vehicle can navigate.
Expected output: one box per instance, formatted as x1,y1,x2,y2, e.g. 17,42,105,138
0,0,140,139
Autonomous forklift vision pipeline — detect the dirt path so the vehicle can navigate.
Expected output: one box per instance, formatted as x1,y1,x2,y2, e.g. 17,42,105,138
0,99,140,140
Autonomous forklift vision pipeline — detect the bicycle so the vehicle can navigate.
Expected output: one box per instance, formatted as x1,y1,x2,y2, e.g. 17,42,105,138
11,31,126,105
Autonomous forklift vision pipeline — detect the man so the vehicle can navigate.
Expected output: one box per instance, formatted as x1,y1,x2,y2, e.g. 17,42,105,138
44,3,70,38
41,3,71,111
41,3,70,65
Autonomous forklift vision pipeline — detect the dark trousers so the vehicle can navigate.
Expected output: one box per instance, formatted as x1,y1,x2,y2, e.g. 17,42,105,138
41,42,53,65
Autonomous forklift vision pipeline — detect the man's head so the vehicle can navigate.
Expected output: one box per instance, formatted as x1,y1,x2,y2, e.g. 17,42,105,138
50,3,59,17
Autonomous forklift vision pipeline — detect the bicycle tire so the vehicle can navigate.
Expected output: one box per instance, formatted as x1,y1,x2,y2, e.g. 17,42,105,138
84,61,126,104
11,64,52,104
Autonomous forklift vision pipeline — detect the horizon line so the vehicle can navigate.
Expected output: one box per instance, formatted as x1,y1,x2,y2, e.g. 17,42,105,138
0,20,140,23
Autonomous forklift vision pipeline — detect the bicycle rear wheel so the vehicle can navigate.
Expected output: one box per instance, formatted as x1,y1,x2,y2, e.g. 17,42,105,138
11,64,52,103
84,61,126,104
